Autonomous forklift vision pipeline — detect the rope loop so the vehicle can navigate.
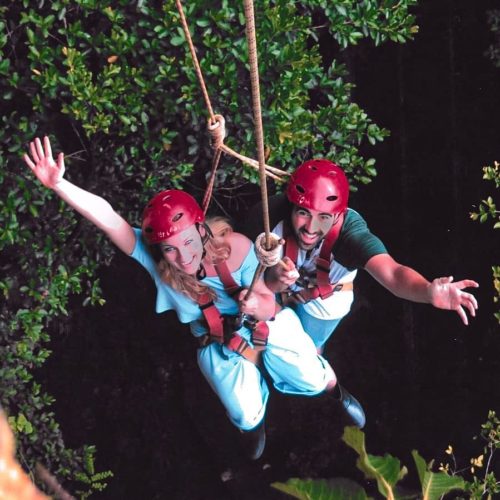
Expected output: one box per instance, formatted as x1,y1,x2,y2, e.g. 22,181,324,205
208,114,226,149
254,232,283,267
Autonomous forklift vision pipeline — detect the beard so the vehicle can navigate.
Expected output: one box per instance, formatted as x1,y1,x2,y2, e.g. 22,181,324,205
295,226,324,250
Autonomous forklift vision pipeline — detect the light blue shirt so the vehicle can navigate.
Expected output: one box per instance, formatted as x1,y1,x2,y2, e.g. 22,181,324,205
130,228,258,338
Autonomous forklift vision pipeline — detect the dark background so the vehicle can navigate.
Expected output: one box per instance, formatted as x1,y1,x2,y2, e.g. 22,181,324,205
40,1,499,498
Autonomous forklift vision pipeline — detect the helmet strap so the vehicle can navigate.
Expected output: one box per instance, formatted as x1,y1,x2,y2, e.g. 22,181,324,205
198,222,213,246
196,223,211,280
196,261,207,280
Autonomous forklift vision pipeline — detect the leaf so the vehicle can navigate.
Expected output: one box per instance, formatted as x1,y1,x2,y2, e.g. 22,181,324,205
411,451,465,500
271,477,369,500
343,426,407,498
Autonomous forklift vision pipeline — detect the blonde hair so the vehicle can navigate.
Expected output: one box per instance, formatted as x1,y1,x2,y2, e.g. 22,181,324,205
156,217,233,303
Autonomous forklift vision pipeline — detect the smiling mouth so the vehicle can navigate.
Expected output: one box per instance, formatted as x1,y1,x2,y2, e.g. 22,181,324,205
300,230,319,241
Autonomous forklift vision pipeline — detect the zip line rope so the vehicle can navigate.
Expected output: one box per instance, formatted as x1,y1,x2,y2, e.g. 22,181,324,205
174,0,285,298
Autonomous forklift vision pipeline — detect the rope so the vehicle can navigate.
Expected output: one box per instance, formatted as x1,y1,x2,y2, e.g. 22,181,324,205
243,0,271,250
241,0,283,301
175,0,216,123
174,0,287,301
254,232,283,267
202,115,225,213
174,0,289,190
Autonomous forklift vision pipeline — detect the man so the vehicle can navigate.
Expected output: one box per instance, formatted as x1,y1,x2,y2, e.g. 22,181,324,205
243,158,479,355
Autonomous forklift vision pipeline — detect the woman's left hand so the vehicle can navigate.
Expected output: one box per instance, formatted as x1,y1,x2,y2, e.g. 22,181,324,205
238,288,260,317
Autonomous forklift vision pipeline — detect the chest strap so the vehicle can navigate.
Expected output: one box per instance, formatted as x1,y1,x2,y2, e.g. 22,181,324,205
196,260,271,363
284,213,345,303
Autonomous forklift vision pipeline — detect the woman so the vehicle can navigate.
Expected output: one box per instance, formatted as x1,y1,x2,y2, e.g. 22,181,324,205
24,136,364,460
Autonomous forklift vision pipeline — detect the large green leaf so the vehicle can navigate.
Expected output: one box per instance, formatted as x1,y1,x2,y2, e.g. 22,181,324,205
271,477,370,500
342,426,407,499
411,450,465,500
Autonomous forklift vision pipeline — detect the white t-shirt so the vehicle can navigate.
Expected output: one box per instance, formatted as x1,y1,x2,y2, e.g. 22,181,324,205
272,221,357,320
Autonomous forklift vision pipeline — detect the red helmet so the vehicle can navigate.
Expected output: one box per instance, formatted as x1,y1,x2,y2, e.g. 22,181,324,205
142,190,204,244
286,159,349,214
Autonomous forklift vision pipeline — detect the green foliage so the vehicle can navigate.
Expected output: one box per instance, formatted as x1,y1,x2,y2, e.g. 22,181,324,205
0,0,417,494
272,477,369,499
301,0,418,48
411,450,465,500
73,445,114,499
473,8,500,324
439,411,500,499
470,162,500,229
342,425,408,498
274,415,500,499
485,10,500,67
273,425,472,500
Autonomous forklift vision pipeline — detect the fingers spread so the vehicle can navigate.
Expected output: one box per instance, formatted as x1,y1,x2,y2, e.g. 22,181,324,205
23,153,35,170
57,152,64,169
459,279,479,289
44,136,53,159
35,137,45,159
464,299,476,318
456,305,468,326
30,141,40,163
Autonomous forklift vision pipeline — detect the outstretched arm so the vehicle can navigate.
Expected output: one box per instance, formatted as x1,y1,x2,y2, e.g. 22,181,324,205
365,253,479,325
23,136,136,255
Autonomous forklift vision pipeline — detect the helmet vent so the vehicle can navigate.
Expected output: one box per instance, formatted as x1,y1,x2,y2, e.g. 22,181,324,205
295,185,305,194
172,212,184,222
326,195,338,201
145,226,153,233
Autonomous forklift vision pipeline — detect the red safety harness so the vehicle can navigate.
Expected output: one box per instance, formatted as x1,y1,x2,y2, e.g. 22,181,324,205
283,213,351,304
197,260,270,363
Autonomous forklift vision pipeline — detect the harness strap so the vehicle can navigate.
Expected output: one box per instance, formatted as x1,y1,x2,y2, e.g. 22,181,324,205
213,261,242,297
199,332,264,364
287,280,353,304
214,260,271,348
283,213,345,302
196,259,272,362
198,292,225,343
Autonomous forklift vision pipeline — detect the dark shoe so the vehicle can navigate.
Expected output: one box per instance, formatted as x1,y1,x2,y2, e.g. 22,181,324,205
240,421,266,460
334,384,366,429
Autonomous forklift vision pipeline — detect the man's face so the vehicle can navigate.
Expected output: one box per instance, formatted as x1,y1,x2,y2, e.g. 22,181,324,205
291,205,336,250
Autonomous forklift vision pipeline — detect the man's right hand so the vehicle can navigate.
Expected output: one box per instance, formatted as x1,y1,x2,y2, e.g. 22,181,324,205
278,256,300,286
265,256,300,292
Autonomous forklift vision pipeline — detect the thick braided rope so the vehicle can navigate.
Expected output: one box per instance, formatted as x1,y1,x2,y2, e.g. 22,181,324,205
202,114,226,213
241,0,279,302
254,232,282,267
243,0,271,248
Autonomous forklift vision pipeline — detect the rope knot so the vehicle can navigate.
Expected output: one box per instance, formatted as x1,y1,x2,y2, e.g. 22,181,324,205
208,114,226,149
254,232,283,267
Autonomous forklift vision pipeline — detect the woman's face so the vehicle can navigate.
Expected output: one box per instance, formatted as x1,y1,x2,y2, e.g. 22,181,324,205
159,225,204,275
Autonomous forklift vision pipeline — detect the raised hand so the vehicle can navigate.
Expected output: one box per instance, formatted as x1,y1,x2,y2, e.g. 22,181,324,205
429,276,479,325
23,136,65,189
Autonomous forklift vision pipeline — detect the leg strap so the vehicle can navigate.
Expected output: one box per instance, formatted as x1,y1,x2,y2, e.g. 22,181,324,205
199,333,264,365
